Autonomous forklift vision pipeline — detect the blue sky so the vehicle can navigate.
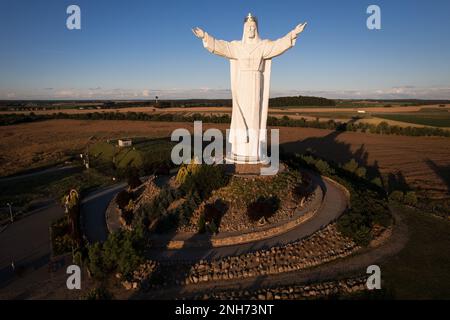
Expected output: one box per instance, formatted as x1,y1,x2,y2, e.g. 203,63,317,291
1,0,450,99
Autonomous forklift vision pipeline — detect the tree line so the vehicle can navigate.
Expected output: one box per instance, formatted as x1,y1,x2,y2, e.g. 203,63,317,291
1,111,450,137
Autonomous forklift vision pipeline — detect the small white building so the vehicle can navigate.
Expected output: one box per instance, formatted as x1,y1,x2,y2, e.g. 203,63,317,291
118,139,132,147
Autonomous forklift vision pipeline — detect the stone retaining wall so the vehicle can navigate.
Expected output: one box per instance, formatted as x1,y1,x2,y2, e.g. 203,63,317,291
105,196,122,233
182,224,360,286
163,208,319,249
135,223,362,291
192,275,369,300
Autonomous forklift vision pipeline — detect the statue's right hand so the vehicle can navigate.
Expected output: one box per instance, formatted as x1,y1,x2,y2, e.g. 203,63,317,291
192,27,205,39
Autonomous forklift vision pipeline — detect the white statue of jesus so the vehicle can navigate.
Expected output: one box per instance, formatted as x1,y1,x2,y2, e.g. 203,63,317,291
193,14,307,164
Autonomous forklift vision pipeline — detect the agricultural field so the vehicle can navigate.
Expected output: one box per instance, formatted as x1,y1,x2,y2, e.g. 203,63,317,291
278,126,450,198
2,103,450,131
374,108,450,128
1,119,450,199
0,120,185,177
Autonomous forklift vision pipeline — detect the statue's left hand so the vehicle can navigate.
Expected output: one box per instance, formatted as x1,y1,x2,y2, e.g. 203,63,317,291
192,27,205,39
293,22,307,36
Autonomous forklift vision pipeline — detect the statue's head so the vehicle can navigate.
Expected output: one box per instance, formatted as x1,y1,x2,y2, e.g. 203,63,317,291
243,13,259,42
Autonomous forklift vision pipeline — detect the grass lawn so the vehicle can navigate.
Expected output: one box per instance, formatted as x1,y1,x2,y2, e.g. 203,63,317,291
381,204,450,299
89,137,174,171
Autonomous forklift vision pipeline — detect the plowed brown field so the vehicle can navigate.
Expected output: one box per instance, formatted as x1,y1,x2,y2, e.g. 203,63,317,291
1,119,449,197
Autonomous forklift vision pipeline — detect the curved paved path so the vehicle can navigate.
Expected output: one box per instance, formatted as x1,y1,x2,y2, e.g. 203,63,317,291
146,174,348,261
81,175,167,243
0,203,63,289
81,183,127,243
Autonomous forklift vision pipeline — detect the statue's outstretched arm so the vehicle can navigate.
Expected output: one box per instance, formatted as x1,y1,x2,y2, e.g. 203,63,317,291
263,22,307,59
192,27,236,59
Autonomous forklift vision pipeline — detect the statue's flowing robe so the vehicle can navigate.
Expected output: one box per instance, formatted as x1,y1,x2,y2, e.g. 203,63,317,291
203,32,297,163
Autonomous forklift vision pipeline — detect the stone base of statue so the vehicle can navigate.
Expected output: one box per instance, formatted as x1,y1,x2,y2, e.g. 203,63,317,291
225,161,286,177
224,152,268,165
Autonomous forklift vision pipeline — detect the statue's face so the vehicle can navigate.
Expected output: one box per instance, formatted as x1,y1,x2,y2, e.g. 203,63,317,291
246,21,257,39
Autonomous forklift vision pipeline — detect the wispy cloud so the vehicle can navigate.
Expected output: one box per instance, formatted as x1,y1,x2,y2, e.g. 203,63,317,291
272,86,450,100
1,86,449,100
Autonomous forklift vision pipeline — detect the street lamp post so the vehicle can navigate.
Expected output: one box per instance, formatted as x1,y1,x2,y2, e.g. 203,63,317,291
6,202,13,222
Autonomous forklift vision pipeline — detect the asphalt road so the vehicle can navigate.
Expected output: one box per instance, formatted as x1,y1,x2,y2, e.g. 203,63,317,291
81,175,169,243
0,203,64,288
0,165,79,183
81,183,127,243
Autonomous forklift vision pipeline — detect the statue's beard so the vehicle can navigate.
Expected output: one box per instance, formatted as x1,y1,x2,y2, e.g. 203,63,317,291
242,29,259,42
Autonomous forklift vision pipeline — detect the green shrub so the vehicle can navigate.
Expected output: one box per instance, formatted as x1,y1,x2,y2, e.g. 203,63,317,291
343,159,358,173
314,159,333,175
87,243,106,279
51,217,76,255
82,287,113,300
337,210,372,246
87,228,145,279
371,177,383,188
289,152,391,247
53,233,76,256
404,191,418,206
355,166,367,178
181,164,228,199
389,190,404,203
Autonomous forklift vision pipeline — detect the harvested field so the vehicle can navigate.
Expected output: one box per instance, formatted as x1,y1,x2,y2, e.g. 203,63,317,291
0,120,202,177
2,104,449,116
1,119,449,197
278,127,450,198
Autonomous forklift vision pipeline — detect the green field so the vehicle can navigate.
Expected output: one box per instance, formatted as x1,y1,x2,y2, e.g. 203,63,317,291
89,137,175,174
375,111,450,127
294,111,366,119
381,204,450,299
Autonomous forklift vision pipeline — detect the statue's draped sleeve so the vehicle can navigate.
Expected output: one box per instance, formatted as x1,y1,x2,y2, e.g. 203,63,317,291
202,32,237,59
263,31,297,59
